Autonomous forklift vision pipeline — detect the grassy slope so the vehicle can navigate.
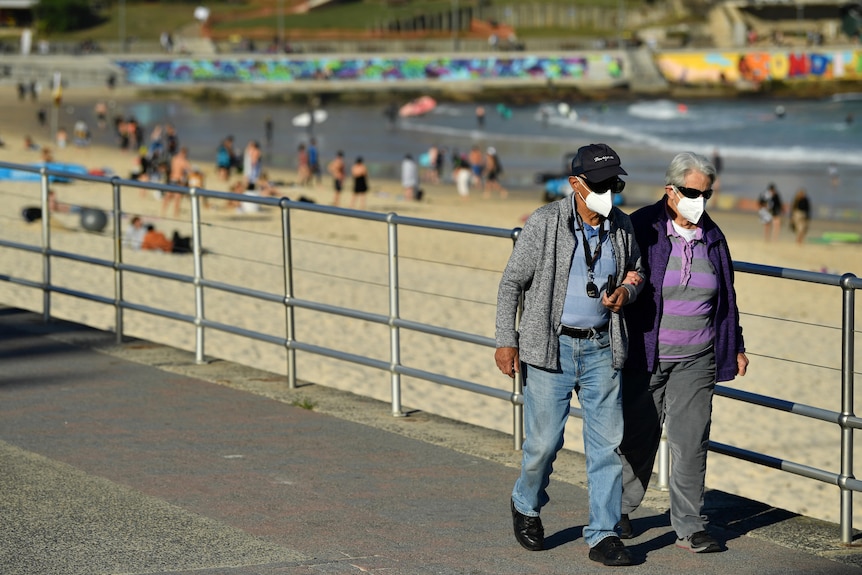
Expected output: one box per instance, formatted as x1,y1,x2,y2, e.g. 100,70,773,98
47,0,635,42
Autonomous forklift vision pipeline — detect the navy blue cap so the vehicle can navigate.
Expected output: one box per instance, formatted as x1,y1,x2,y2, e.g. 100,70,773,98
571,143,627,181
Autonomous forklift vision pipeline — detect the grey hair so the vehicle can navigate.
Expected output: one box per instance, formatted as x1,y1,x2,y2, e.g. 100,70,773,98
665,152,716,187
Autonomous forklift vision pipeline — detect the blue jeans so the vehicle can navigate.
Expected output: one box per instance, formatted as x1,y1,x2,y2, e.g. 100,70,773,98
512,331,623,548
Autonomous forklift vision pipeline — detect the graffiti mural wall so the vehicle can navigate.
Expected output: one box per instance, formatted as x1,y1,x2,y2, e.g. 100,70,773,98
114,54,626,86
656,49,862,84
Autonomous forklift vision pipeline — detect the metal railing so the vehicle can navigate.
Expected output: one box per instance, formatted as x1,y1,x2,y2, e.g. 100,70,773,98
0,161,859,542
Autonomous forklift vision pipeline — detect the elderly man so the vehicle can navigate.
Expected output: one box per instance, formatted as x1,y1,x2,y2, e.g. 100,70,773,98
495,143,644,566
617,151,748,553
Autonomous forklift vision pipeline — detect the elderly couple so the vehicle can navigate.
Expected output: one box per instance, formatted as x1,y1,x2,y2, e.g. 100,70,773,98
495,144,749,566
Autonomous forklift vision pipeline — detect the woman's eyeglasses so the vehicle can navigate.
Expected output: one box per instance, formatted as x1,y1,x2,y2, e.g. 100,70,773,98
674,185,713,200
580,176,626,195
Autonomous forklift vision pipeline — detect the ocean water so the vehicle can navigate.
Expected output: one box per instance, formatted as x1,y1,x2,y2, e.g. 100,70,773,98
75,94,862,218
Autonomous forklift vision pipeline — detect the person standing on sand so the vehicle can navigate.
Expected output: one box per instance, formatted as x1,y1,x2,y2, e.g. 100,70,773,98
617,151,748,553
758,183,783,242
483,146,507,199
297,143,312,187
401,153,419,201
164,146,191,217
328,150,346,206
495,143,644,567
350,156,369,210
468,145,485,194
454,155,471,201
790,187,811,245
243,140,262,190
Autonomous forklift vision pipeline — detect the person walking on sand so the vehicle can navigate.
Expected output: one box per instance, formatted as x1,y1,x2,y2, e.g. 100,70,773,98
617,151,748,553
483,146,507,199
350,156,369,210
496,143,644,567
328,150,346,206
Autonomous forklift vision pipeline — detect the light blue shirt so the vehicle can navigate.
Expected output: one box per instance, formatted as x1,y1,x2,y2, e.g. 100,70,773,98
561,218,616,329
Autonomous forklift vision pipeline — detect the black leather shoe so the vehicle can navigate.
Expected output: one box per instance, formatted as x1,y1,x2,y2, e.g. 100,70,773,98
510,499,544,551
617,514,633,539
589,535,633,566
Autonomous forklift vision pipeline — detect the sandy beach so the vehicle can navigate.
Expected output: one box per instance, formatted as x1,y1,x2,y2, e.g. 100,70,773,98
1,86,862,527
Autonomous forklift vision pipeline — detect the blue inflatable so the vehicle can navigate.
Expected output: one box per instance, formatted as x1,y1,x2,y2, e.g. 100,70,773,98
0,162,88,183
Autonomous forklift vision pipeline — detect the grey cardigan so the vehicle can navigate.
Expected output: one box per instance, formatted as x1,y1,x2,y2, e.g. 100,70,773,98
495,198,644,370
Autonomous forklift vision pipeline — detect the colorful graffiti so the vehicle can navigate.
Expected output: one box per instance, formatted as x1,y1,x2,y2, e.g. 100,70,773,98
114,54,627,86
656,49,862,84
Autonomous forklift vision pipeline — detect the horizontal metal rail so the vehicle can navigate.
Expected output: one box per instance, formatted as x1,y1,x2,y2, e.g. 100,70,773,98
0,160,858,542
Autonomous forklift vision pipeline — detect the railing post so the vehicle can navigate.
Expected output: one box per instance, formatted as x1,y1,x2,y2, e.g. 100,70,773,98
511,228,524,450
40,168,51,322
280,199,297,389
190,188,206,364
112,178,123,344
839,273,857,544
387,213,404,417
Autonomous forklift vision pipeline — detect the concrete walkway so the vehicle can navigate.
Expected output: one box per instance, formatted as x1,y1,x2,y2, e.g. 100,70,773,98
0,306,861,574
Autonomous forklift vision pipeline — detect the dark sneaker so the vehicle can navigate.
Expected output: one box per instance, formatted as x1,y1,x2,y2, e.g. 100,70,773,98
510,499,544,551
588,535,633,566
616,514,633,539
676,530,722,553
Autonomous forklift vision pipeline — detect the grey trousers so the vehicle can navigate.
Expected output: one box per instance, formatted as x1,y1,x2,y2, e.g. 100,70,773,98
619,351,716,538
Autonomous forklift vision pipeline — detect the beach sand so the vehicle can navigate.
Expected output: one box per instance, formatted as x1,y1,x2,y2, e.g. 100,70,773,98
1,87,862,526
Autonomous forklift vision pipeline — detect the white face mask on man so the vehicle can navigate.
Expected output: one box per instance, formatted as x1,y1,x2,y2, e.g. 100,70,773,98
577,178,614,217
672,186,705,225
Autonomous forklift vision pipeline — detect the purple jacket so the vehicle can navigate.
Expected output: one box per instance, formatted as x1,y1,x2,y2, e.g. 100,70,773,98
625,198,745,383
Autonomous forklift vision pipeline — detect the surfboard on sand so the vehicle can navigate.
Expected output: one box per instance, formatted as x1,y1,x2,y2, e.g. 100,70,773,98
291,109,328,127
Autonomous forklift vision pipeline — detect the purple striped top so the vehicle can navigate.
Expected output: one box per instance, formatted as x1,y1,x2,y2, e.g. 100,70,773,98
658,221,718,360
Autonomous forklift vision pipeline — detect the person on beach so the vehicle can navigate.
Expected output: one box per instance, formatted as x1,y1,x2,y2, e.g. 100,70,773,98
328,150,346,206
141,224,192,254
308,138,321,185
495,143,644,567
350,156,369,210
617,151,748,553
297,143,312,187
164,146,192,217
454,155,471,200
468,145,485,194
243,140,262,190
216,135,237,181
758,183,783,242
483,146,507,199
401,153,419,201
790,187,811,245
124,215,146,250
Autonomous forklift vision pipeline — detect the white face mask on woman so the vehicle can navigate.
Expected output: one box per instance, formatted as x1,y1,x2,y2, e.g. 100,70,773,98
577,179,613,217
673,186,705,224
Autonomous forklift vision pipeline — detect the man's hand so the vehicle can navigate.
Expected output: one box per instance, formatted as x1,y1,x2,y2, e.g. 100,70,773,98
602,286,629,312
495,347,520,378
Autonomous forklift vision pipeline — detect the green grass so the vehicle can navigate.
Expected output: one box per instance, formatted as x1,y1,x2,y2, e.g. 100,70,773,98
48,2,199,41
40,0,650,42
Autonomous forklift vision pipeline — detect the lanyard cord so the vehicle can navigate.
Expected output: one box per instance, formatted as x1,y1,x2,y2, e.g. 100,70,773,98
574,208,602,274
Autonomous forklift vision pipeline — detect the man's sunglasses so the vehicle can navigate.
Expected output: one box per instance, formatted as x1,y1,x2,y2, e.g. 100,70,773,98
580,176,626,194
673,185,713,200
